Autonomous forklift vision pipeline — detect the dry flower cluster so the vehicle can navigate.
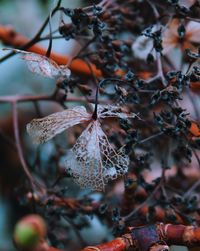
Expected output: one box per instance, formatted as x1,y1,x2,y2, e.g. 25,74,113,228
27,101,136,191
4,48,137,191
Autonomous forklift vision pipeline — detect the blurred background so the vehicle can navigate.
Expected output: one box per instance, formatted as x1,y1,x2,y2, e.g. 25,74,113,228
0,1,84,250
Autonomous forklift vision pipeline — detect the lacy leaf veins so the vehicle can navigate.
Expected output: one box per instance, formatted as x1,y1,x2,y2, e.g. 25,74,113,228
27,105,137,191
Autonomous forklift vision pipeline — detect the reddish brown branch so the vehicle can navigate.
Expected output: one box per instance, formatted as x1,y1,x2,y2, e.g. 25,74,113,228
31,223,200,251
83,223,200,251
12,102,44,191
83,238,127,251
35,193,99,214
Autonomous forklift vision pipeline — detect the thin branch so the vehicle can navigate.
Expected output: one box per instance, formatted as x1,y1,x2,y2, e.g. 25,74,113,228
137,131,164,145
73,36,97,60
12,102,43,190
0,127,17,151
0,93,107,104
122,168,165,222
0,0,62,63
146,0,160,19
184,179,200,199
156,52,167,86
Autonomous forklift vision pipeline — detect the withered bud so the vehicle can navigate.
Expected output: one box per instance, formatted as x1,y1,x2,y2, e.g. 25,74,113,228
26,192,40,203
14,214,47,250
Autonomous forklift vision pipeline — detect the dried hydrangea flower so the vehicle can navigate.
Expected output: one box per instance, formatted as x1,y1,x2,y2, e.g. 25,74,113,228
3,48,71,79
131,26,157,60
162,19,200,54
65,120,129,191
27,104,136,190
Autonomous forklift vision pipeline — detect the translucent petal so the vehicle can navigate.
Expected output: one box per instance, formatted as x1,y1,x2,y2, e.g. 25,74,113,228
96,104,138,119
27,106,90,144
131,36,155,60
186,21,200,43
65,120,129,191
3,48,71,79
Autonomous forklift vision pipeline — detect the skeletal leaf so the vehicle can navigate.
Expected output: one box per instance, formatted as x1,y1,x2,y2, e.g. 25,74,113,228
96,104,138,119
26,104,132,190
3,48,71,79
26,106,90,144
65,120,129,191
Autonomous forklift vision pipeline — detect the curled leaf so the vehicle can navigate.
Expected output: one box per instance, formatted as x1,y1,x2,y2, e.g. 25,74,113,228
27,106,90,144
3,48,71,79
65,120,129,191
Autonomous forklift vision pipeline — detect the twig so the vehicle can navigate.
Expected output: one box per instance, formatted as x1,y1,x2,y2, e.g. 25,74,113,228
0,93,107,104
156,52,167,86
146,0,167,87
137,131,164,145
184,179,200,199
12,102,43,190
146,0,160,19
0,25,102,77
0,0,62,63
122,171,164,222
73,36,97,60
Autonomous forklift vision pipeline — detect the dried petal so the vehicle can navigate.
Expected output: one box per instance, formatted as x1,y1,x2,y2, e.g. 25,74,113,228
186,21,200,43
97,104,138,119
162,19,200,54
131,36,155,60
3,48,71,79
179,0,195,8
65,120,129,191
27,106,90,144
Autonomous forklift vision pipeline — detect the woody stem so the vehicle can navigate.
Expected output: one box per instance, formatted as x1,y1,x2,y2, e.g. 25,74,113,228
92,78,127,120
92,83,100,120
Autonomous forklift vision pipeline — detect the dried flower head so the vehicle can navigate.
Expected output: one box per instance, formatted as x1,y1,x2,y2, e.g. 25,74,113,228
3,48,71,79
27,104,136,190
162,19,200,54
